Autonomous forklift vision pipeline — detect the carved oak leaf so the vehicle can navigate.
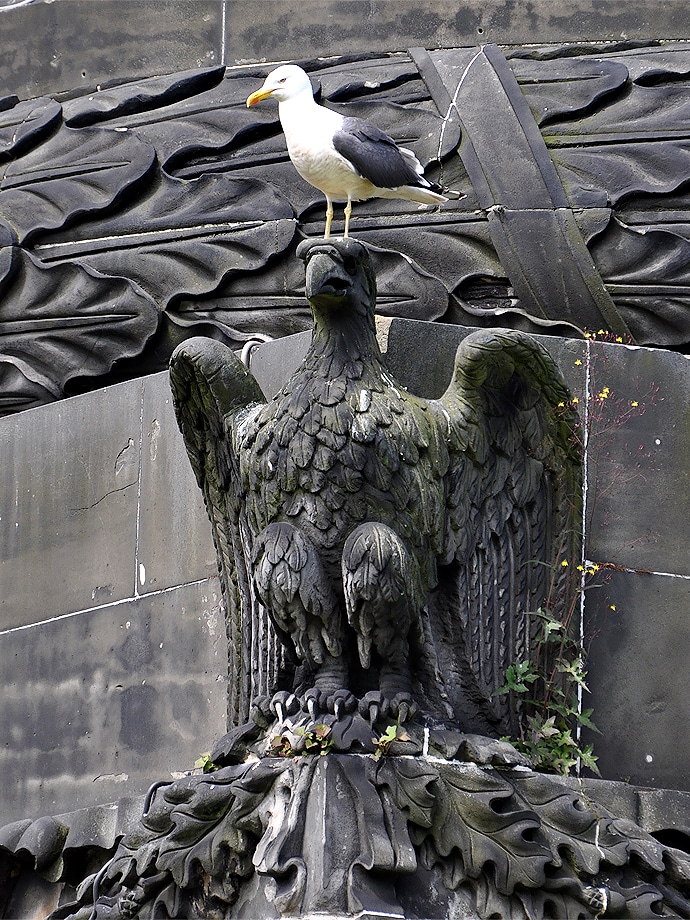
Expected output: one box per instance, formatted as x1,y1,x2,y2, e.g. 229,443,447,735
108,74,275,173
319,59,434,105
35,173,296,309
587,216,690,345
624,45,690,83
66,221,297,311
550,79,690,141
374,757,438,829
0,124,156,244
0,247,159,400
0,96,62,158
433,767,552,894
40,172,294,245
169,237,455,346
154,777,259,892
62,65,226,128
355,220,504,307
553,140,690,208
509,56,629,127
377,760,551,895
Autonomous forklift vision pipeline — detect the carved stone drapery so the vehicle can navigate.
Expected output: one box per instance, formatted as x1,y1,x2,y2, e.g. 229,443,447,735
4,43,690,412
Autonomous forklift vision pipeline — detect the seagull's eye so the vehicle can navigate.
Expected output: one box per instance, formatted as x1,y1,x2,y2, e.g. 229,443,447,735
278,77,287,84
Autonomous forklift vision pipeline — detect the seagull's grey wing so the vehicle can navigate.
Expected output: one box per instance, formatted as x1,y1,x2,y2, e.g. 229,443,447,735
332,117,425,189
423,330,582,735
170,336,270,725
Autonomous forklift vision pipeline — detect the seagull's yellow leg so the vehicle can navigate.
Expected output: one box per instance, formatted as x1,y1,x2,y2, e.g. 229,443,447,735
324,199,333,239
343,198,352,238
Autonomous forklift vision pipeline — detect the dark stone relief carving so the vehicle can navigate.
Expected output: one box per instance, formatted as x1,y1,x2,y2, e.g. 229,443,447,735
27,755,690,919
170,238,582,737
3,43,690,413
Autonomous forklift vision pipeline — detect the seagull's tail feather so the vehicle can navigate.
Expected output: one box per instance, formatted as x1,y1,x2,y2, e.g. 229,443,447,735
377,182,465,205
422,177,465,201
398,146,465,202
395,185,450,205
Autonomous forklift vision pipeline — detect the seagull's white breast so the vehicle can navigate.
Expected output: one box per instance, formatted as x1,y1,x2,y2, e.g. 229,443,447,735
278,100,376,202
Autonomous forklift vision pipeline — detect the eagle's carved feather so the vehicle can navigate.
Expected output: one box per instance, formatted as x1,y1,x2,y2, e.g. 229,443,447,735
171,237,581,733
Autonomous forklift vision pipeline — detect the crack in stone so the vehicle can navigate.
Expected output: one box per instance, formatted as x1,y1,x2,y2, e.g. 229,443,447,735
69,479,137,512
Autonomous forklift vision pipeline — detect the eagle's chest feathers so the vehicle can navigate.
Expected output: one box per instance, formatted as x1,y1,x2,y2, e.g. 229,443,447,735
241,353,442,553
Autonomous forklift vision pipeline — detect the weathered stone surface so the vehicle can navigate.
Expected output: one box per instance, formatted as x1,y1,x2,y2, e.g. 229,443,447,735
0,368,223,825
586,340,690,577
3,0,687,104
0,577,226,825
584,568,690,791
0,381,141,629
638,786,690,835
0,0,223,101
0,372,217,629
138,372,217,595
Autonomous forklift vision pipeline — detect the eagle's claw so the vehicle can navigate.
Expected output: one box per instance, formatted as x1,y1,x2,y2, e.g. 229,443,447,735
330,689,357,718
390,692,417,723
270,691,299,724
359,691,389,725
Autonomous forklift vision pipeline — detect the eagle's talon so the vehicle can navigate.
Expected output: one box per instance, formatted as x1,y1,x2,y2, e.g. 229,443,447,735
359,690,388,725
271,691,299,724
390,693,417,723
303,687,329,720
250,695,274,728
330,689,357,719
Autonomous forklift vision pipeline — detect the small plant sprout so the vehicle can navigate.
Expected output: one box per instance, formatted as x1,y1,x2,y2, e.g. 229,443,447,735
373,723,411,760
271,724,334,758
194,752,220,773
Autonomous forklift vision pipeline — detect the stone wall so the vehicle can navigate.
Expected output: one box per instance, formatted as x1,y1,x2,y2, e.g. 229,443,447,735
1,319,688,827
0,372,225,824
1,0,689,102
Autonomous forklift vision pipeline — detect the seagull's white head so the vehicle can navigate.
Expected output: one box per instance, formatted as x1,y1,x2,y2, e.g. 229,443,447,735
246,64,314,107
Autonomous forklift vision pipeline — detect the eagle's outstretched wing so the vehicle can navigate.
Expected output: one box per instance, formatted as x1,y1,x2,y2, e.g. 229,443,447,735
170,336,280,725
421,329,582,736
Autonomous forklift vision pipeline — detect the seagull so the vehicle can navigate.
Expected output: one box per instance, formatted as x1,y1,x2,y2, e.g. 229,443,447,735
246,64,462,238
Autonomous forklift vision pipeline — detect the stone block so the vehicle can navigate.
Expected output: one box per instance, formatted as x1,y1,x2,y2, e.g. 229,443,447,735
0,381,141,630
0,577,226,825
223,0,690,67
586,341,690,577
0,0,223,100
137,371,217,595
583,568,690,792
637,786,690,834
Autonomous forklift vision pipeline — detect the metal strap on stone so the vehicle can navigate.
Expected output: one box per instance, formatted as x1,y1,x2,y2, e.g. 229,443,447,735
411,45,634,340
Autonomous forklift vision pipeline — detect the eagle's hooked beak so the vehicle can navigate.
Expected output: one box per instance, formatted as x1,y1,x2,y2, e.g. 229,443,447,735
246,86,274,107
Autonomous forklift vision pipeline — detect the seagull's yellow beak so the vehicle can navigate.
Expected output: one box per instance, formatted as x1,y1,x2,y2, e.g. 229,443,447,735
246,87,274,107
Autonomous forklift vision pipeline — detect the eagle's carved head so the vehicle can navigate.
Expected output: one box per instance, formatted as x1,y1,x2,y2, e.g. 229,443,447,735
297,237,376,315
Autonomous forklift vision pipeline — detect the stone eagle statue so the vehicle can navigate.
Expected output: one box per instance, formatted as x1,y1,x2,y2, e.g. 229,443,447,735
170,238,581,737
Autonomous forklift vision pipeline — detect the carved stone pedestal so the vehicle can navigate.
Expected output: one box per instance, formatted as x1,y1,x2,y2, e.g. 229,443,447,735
45,746,690,920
